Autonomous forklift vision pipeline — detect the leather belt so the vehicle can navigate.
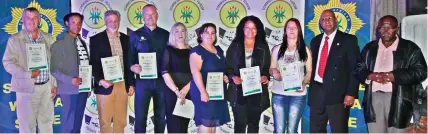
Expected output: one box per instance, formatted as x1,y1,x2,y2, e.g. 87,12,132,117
35,80,49,85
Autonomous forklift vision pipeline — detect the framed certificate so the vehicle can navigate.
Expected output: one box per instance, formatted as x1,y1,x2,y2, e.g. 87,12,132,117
240,66,262,96
279,63,302,91
26,44,48,70
206,72,224,100
101,56,124,83
138,53,158,79
79,65,92,92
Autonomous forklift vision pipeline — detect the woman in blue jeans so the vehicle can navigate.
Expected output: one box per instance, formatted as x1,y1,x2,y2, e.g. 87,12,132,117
269,18,313,133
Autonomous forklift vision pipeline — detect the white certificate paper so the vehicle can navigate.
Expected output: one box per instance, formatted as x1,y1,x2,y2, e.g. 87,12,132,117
279,63,302,91
138,53,158,79
26,44,48,70
172,99,194,119
79,65,92,92
240,66,262,96
206,72,224,100
101,56,124,83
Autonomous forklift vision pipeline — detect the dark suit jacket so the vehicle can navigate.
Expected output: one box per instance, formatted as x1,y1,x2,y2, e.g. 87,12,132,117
89,30,132,95
308,30,360,106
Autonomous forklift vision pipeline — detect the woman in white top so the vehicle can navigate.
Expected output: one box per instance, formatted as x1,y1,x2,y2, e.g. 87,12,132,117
269,18,312,133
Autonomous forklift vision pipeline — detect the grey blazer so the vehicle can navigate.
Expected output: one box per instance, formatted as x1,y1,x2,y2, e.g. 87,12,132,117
2,30,57,93
50,33,89,94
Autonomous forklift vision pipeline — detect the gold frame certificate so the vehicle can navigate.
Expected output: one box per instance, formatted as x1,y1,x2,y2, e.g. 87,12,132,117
26,44,48,70
138,53,158,79
279,63,302,91
79,65,92,92
206,72,224,100
101,56,124,83
240,66,262,96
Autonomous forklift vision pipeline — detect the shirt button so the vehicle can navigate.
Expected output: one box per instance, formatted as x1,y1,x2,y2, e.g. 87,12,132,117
333,78,336,82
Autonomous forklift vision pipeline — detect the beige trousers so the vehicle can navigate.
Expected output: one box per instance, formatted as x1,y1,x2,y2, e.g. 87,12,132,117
96,81,128,133
16,83,54,133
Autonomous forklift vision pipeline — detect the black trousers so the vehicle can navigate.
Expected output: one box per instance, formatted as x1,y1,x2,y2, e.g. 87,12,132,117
231,103,263,133
310,103,350,133
164,88,190,133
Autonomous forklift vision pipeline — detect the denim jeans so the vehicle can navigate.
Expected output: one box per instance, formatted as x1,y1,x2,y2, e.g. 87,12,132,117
272,93,306,133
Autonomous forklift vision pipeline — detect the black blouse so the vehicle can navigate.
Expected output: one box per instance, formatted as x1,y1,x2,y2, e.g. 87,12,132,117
160,45,192,89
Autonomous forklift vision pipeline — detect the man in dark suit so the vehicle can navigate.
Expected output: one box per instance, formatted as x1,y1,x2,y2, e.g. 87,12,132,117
308,10,360,133
89,10,134,133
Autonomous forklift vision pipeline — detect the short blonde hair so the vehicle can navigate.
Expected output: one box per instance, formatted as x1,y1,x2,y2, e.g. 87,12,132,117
168,22,190,48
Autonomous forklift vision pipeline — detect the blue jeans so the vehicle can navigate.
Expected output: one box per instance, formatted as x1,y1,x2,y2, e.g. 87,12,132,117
272,93,306,133
134,80,166,133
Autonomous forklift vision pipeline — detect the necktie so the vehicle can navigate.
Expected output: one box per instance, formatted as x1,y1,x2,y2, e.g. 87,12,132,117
318,36,329,78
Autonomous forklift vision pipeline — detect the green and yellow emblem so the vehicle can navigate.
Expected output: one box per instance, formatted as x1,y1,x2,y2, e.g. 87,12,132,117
3,0,63,39
127,1,148,29
83,2,108,29
219,0,247,28
173,0,200,28
307,0,364,35
266,0,293,28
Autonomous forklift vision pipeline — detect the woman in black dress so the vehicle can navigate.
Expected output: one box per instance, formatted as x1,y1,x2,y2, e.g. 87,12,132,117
161,22,192,133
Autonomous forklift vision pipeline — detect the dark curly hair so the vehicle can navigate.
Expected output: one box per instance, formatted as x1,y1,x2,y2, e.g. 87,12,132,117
231,15,267,46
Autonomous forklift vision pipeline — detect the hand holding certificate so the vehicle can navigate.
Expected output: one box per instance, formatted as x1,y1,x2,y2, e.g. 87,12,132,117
172,99,194,119
206,72,224,100
79,65,92,92
279,63,302,91
101,56,124,83
26,44,48,70
138,53,158,79
240,66,262,96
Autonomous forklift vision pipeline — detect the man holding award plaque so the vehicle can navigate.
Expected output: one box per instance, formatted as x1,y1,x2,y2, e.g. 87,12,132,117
2,7,57,133
50,13,90,133
89,10,134,133
128,4,169,133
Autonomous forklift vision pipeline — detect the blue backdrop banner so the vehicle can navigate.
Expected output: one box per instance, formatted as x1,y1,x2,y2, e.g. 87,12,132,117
302,0,370,133
0,0,69,133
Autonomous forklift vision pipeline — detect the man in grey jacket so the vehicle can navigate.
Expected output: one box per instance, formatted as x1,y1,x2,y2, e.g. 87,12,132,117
2,7,57,133
50,12,89,133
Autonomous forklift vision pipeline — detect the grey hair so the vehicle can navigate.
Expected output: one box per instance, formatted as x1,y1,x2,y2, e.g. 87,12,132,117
23,7,40,17
104,10,121,21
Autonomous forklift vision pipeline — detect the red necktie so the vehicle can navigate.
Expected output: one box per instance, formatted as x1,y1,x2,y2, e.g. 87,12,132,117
318,36,329,78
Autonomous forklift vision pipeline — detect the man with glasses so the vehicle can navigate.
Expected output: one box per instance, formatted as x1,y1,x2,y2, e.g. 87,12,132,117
308,9,360,133
356,15,427,133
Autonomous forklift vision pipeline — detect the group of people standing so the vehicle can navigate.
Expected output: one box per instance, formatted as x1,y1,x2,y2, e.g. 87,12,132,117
3,4,426,134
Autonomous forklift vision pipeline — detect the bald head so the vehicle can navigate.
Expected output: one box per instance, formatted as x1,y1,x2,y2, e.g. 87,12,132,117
378,15,398,29
319,9,337,35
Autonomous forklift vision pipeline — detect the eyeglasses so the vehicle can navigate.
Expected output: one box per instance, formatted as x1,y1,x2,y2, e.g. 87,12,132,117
320,16,335,22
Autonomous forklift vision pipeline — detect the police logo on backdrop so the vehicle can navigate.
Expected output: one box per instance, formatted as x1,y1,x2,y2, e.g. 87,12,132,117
79,0,112,30
3,1,64,39
307,0,365,35
171,0,204,47
125,0,154,29
216,0,250,48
